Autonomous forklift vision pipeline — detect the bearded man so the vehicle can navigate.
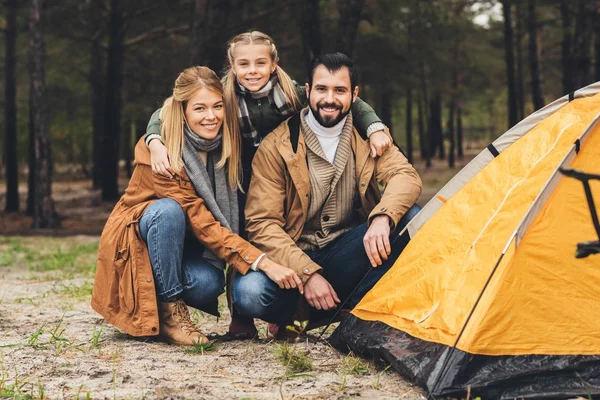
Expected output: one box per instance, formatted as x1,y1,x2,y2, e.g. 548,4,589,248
233,52,422,337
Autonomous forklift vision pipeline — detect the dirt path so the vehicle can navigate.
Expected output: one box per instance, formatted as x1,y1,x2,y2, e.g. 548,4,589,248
0,236,425,400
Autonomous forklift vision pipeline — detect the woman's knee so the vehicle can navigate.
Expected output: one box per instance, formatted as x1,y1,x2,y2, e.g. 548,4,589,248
182,265,225,306
233,272,291,319
141,198,186,240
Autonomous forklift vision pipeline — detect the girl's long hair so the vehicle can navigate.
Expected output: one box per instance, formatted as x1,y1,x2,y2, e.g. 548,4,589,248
160,66,241,190
222,31,302,116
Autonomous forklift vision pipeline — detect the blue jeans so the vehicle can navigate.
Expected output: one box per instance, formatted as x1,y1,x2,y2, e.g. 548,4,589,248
232,205,422,325
139,198,225,315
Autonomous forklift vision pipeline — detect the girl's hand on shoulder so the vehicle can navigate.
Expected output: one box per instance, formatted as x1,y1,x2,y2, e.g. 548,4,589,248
369,130,392,158
258,257,304,294
149,139,173,178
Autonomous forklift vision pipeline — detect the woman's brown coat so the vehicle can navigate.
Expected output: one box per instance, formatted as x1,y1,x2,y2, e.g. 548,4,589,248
91,139,261,337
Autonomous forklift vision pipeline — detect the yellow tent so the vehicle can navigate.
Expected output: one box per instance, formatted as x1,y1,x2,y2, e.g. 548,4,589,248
331,83,600,399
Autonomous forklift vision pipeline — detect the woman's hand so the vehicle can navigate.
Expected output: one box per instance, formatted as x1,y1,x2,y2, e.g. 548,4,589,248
368,130,392,158
149,139,173,178
258,257,304,294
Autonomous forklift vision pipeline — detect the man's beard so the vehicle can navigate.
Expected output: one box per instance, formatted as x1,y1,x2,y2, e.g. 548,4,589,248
309,101,351,128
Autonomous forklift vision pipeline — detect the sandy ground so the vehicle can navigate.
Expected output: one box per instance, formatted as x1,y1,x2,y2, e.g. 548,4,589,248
0,236,426,400
0,154,478,399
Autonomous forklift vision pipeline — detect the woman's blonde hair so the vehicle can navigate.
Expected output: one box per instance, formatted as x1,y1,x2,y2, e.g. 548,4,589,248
160,66,241,190
222,31,302,113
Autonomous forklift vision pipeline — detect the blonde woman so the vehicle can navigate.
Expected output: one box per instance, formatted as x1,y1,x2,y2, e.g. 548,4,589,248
92,66,302,346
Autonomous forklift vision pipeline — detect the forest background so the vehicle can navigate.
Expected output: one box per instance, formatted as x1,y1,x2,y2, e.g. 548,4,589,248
0,0,598,230
0,1,599,398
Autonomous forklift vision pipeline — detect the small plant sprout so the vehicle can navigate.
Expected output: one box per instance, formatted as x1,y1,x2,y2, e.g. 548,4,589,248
341,352,370,376
184,340,217,355
372,364,391,390
28,326,45,347
89,326,104,350
284,320,308,339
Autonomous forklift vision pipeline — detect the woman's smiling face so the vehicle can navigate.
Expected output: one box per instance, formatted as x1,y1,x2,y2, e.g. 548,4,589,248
184,87,224,140
231,43,276,92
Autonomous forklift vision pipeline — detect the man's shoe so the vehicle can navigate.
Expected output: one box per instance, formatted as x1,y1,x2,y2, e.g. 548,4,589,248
225,312,258,341
267,323,302,342
158,300,208,346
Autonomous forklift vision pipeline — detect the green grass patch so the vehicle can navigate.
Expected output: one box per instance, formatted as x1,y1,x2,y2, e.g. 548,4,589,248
183,340,217,355
0,237,98,278
274,343,313,376
340,352,370,376
57,281,94,300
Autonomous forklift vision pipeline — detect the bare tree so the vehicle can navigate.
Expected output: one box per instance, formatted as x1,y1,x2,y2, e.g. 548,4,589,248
501,0,518,127
199,0,232,73
29,0,60,228
570,0,595,89
189,0,208,65
528,0,545,110
560,0,573,94
87,0,106,189
5,0,19,212
515,1,526,120
335,0,364,57
101,0,125,201
298,0,321,73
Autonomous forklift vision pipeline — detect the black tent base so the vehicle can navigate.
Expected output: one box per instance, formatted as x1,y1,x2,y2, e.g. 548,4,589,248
330,315,600,399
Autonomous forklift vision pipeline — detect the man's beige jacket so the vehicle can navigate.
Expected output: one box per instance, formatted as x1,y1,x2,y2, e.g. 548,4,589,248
245,114,422,283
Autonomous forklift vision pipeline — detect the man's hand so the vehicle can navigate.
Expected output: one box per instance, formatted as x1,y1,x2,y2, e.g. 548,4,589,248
149,138,174,178
363,215,392,267
368,130,392,158
303,273,340,311
258,257,304,294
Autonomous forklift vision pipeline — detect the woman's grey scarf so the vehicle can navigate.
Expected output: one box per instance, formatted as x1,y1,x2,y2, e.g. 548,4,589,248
236,73,295,147
182,124,239,270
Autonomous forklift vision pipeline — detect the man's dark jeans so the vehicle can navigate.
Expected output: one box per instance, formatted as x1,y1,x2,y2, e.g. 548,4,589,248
232,205,421,325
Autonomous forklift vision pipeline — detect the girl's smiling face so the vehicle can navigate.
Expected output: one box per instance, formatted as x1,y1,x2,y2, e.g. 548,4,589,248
184,87,224,140
231,44,276,92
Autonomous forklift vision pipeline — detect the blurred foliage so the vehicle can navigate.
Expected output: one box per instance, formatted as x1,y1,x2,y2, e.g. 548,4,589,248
0,0,588,173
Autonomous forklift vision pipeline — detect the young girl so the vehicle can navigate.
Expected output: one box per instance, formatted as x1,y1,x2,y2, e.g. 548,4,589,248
146,31,392,191
92,66,302,346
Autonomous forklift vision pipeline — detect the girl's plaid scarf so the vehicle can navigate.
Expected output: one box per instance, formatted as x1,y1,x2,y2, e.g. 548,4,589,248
236,73,295,146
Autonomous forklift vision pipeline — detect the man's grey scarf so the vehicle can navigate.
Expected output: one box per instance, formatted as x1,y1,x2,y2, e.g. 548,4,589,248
236,73,295,147
182,124,239,270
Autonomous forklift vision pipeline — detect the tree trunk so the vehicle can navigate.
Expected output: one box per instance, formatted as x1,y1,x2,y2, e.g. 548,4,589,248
417,95,430,168
405,88,413,163
29,0,60,228
595,4,600,81
515,2,526,120
335,0,364,57
501,0,518,127
102,0,125,201
123,120,133,178
27,86,35,215
429,92,444,160
298,0,321,74
528,0,545,110
90,9,105,189
560,0,573,94
570,0,595,89
5,0,19,212
190,0,208,65
380,86,393,131
447,99,455,168
201,0,232,73
457,106,463,159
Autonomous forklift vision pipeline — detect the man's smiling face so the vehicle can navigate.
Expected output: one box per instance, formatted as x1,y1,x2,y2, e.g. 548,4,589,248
306,65,358,128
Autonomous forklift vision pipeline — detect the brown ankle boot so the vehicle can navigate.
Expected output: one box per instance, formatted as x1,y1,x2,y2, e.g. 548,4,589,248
158,300,208,346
